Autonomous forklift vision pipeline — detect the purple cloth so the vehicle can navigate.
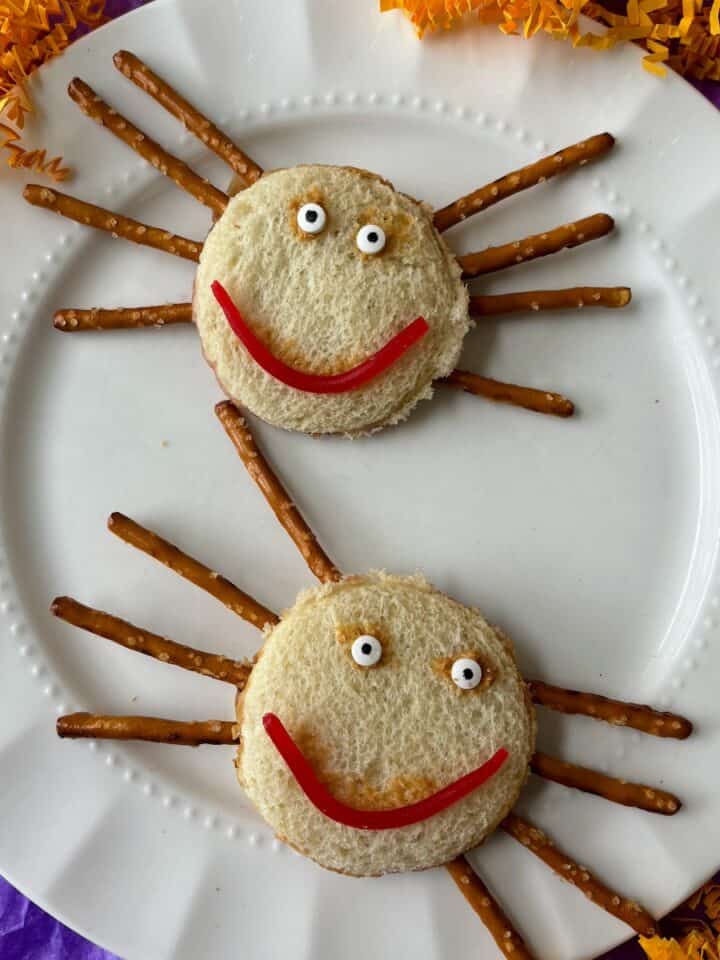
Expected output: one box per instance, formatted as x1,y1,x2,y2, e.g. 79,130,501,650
0,880,119,960
103,0,152,14
1,1,719,957
693,77,720,109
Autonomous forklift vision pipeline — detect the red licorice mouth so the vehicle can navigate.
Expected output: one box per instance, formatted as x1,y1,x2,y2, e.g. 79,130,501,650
262,712,508,831
211,280,429,395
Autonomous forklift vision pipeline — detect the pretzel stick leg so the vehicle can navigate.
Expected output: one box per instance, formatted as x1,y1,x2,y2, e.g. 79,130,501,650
446,858,536,959
23,185,202,261
113,51,262,187
107,512,278,629
527,680,693,739
57,713,237,746
470,287,631,317
531,752,681,815
51,596,251,687
502,814,657,936
68,78,228,216
434,133,615,233
458,214,614,278
215,402,342,583
439,370,574,418
54,303,193,332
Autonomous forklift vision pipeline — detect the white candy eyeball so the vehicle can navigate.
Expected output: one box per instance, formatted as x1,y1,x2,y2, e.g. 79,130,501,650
356,223,386,255
451,658,483,690
351,634,383,667
296,202,327,235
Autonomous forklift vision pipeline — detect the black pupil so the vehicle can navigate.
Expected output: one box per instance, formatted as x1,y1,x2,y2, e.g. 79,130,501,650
361,642,373,656
462,667,475,681
305,209,318,223
367,231,379,244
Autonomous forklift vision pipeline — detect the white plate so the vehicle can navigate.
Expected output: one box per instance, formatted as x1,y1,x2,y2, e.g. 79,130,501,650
1,2,720,957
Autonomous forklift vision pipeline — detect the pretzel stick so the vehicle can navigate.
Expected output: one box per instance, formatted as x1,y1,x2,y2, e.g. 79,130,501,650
470,287,631,317
457,214,614,278
114,50,262,187
107,512,278,629
215,402,342,583
531,752,681,815
57,713,237,746
446,857,535,959
502,814,657,935
527,680,693,739
51,596,251,687
68,78,228,215
23,185,202,261
54,303,193,332
434,133,615,233
439,370,574,418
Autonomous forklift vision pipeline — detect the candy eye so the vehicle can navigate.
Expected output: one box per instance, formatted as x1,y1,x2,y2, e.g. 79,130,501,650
351,634,383,667
451,658,483,690
356,224,386,255
296,202,327,235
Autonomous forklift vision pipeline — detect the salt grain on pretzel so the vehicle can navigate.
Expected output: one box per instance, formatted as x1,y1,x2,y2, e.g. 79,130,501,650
434,134,615,233
113,50,262,186
23,184,202,261
440,370,574,418
57,713,237,746
68,77,228,215
215,401,342,583
53,303,193,331
531,752,681,815
108,511,279,628
502,814,657,935
51,596,251,687
470,287,631,316
527,680,693,739
457,214,615,278
446,857,536,959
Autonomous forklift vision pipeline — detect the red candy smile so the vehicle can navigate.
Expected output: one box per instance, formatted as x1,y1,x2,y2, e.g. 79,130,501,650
211,280,429,394
262,712,508,830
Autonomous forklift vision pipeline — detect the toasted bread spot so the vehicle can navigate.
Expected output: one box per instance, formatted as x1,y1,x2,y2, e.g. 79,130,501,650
260,334,368,376
295,724,437,809
327,771,439,811
288,186,327,241
335,622,392,669
354,206,415,259
432,651,497,694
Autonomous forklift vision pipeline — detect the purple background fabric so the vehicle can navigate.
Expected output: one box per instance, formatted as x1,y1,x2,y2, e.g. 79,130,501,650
693,77,720,108
1,2,718,956
0,883,120,960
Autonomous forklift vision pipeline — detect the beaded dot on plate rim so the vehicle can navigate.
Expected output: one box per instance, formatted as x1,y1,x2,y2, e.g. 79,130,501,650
0,90,715,832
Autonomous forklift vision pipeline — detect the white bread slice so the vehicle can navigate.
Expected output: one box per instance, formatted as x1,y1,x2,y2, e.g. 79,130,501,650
238,573,535,876
194,166,469,436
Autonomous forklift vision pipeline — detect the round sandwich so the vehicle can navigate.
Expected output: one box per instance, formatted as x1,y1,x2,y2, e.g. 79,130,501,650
193,165,470,437
237,572,535,876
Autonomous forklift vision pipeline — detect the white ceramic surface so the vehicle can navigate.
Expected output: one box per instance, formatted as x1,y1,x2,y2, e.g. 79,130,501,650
1,1,719,958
